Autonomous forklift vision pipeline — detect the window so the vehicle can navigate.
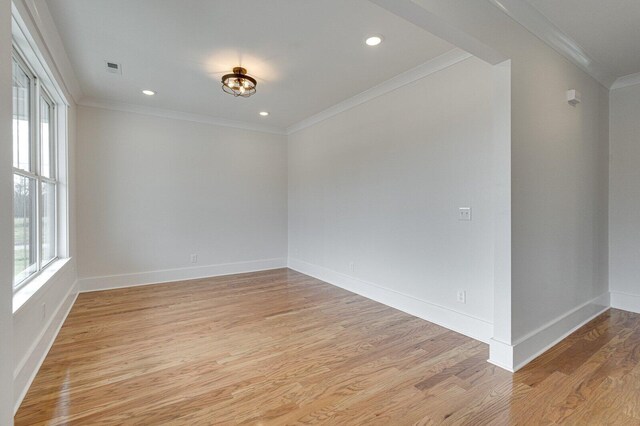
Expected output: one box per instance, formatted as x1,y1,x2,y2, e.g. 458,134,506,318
12,50,59,290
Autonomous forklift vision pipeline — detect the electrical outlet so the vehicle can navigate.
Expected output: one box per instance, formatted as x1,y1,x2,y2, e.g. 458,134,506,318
457,290,466,304
349,262,355,273
42,303,46,321
458,207,472,221
190,254,198,264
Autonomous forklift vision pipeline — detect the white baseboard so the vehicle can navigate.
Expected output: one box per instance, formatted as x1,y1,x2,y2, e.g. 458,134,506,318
489,292,610,372
288,258,493,343
610,291,640,314
78,258,288,293
487,338,515,372
13,280,79,414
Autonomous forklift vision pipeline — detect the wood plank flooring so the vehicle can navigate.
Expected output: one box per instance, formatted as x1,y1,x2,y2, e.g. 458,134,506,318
15,269,640,425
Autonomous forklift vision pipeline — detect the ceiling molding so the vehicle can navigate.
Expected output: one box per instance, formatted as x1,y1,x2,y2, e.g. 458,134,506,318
611,72,640,90
287,48,472,135
485,0,615,88
13,0,84,103
370,0,506,66
79,49,471,137
78,99,287,136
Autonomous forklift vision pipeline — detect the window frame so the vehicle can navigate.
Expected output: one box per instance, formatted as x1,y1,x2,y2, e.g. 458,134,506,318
12,45,59,292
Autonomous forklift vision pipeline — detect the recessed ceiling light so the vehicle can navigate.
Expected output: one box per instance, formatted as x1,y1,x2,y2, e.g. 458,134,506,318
365,36,383,46
142,89,156,96
259,111,269,116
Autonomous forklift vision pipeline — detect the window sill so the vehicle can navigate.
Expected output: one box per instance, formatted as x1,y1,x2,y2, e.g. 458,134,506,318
13,257,72,314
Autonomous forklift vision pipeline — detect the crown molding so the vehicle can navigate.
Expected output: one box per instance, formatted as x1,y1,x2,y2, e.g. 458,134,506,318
79,49,470,137
287,48,472,135
370,0,506,66
78,99,287,135
13,0,84,103
611,72,640,90
486,0,615,88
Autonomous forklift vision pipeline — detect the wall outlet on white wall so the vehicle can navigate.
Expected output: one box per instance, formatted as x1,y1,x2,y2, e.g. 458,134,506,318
458,207,472,221
42,303,46,321
349,261,355,273
190,254,198,264
456,290,466,304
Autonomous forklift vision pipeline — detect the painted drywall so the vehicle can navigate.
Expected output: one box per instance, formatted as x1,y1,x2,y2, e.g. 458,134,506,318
1,0,15,422
288,56,496,340
376,0,610,369
10,0,81,412
76,106,288,289
508,37,610,341
610,83,640,313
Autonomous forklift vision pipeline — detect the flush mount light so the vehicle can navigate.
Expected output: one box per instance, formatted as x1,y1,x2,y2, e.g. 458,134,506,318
142,89,156,96
259,111,269,116
222,67,257,98
365,36,383,46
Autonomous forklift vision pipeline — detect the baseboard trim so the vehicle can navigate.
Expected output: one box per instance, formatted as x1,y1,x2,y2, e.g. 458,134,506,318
13,280,79,414
610,291,640,314
78,258,288,293
488,338,515,372
288,258,493,343
489,292,610,371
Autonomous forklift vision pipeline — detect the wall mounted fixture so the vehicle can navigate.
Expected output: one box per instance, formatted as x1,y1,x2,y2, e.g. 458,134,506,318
567,89,581,106
222,67,257,97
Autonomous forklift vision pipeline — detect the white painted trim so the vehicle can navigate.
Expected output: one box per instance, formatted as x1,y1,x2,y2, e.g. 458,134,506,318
13,258,72,314
77,99,288,136
485,0,615,88
79,258,288,293
287,49,473,134
79,50,472,138
610,291,640,314
13,280,78,414
369,0,506,65
488,338,515,372
489,292,610,371
12,0,82,103
288,258,493,343
491,60,512,344
611,72,640,90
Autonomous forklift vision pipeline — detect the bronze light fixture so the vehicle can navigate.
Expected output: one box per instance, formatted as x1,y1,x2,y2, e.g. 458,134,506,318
221,67,257,97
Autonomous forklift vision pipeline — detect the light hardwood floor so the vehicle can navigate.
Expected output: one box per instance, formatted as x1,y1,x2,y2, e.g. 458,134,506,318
15,269,640,425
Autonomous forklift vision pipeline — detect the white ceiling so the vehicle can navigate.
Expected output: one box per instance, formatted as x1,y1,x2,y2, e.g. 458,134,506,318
46,0,455,130
525,0,640,80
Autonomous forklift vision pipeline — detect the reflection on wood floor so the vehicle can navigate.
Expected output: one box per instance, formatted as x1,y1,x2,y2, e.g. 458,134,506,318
15,268,640,424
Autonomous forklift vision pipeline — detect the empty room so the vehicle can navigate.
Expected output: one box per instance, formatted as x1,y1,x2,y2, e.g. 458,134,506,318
1,0,640,424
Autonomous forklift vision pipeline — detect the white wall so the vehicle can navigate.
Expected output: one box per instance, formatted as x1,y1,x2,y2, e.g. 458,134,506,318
10,0,81,413
1,0,16,422
371,0,610,370
509,40,610,344
76,106,288,290
610,83,640,313
288,56,496,341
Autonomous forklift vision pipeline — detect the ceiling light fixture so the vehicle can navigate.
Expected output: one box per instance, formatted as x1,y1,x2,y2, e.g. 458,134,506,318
365,36,383,46
259,111,269,116
142,89,156,96
221,67,257,98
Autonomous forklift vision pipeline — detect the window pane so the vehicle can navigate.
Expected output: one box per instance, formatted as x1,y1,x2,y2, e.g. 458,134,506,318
12,59,31,172
41,181,56,265
14,174,37,285
40,96,54,178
